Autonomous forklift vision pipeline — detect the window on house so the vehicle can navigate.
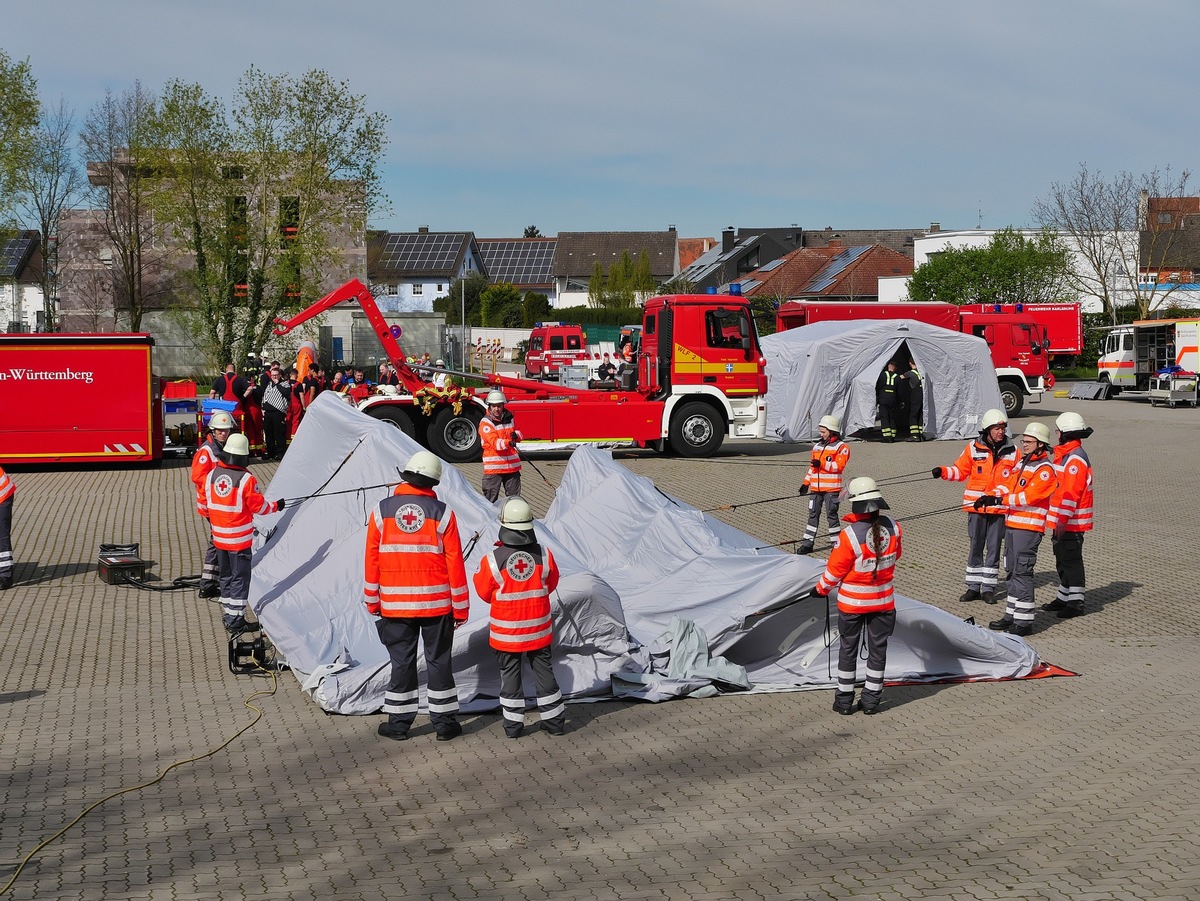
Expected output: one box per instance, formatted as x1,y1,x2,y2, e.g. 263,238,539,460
437,284,444,292
386,284,398,296
412,284,423,296
279,196,300,246
1159,212,1173,225
222,165,245,180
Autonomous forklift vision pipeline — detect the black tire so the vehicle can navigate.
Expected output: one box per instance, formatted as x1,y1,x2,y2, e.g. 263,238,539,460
428,404,483,463
367,405,416,439
1098,372,1121,396
999,381,1024,418
669,401,724,457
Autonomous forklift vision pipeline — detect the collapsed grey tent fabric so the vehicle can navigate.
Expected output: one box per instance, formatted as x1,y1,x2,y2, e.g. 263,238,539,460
249,393,1041,716
761,319,1003,442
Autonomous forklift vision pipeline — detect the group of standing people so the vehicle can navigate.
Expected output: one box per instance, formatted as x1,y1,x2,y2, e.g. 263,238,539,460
808,404,1094,716
876,358,926,442
210,360,327,461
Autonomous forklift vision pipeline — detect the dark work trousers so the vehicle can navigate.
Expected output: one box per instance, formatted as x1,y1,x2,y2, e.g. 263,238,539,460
481,471,522,503
376,614,460,734
878,404,899,441
201,531,219,590
803,491,841,546
965,512,1005,592
836,609,896,711
908,398,924,439
1003,527,1043,626
0,495,13,578
1052,533,1086,612
217,546,251,626
263,407,287,459
496,645,565,736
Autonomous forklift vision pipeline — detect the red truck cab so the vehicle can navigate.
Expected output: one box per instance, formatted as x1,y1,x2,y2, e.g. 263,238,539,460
524,322,589,380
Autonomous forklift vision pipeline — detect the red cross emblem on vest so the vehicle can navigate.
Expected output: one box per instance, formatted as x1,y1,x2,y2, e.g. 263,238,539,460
505,551,536,582
213,473,235,498
395,503,425,533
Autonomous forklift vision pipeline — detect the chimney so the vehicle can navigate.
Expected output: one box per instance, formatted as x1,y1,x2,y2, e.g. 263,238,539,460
722,227,735,253
929,222,940,233
418,225,430,234
667,224,677,232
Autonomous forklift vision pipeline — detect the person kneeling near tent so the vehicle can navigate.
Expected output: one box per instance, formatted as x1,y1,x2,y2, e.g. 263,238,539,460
472,497,566,738
198,433,281,633
974,422,1057,637
366,450,470,743
814,477,902,716
797,414,850,554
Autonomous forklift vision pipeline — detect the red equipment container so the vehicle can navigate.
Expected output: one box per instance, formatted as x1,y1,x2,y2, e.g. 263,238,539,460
0,333,163,465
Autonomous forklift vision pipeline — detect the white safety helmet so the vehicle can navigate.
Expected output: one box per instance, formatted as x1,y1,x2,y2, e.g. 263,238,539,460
1055,411,1087,433
486,390,507,406
980,408,1007,431
377,384,399,397
401,450,442,487
208,410,236,431
818,414,841,434
847,476,889,514
499,497,536,531
220,433,250,465
435,359,445,367
1022,422,1052,445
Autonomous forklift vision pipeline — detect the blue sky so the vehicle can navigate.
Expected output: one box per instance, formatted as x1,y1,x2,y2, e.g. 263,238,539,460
8,0,1198,239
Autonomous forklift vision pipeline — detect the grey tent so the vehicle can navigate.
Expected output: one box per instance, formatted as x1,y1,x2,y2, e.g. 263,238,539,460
762,319,1003,442
249,394,1045,716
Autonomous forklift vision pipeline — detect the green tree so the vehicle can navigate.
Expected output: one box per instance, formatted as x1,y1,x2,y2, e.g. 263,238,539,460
523,224,541,238
479,282,523,327
521,291,551,327
433,272,488,326
632,249,654,298
0,50,38,228
587,261,605,308
908,227,1076,307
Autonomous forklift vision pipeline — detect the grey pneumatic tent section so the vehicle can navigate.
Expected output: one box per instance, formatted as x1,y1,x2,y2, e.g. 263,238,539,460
248,393,1045,716
761,319,1004,443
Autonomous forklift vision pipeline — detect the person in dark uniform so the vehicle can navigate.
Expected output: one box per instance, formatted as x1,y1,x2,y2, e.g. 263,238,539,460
905,359,925,441
876,361,901,443
0,465,16,589
256,364,291,460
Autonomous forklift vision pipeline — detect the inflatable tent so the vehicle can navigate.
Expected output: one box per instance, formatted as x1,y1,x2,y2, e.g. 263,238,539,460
250,394,1043,715
762,319,1004,442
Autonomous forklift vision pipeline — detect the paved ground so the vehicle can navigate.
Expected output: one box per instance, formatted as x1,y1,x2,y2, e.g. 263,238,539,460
1,393,1197,900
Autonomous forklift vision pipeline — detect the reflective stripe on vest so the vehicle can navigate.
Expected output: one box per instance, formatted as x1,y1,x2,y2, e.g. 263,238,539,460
481,546,554,652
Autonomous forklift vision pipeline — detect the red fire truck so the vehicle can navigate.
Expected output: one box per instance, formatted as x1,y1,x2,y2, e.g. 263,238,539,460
273,279,769,460
959,302,1084,368
0,333,163,465
775,300,1052,416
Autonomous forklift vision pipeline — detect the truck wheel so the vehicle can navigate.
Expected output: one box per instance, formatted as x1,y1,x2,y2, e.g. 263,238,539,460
428,405,483,463
368,406,416,439
999,382,1024,418
1098,372,1121,397
669,402,724,457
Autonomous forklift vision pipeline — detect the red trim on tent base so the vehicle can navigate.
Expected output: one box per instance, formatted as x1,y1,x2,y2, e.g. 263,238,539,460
886,661,1079,688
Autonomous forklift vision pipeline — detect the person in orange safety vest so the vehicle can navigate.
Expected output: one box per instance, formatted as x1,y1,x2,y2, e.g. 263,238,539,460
366,450,469,743
198,433,281,633
191,409,236,599
975,421,1058,637
0,464,16,589
479,390,522,503
797,414,851,554
1044,411,1094,620
473,497,566,738
932,407,1017,604
815,476,902,716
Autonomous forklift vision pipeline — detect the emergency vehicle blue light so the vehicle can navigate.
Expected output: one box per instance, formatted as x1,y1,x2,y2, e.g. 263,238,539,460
992,304,1002,313
729,282,743,296
1015,303,1024,312
706,287,717,294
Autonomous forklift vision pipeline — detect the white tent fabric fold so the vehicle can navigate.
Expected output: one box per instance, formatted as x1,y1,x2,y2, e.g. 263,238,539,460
761,319,1004,443
249,393,1039,716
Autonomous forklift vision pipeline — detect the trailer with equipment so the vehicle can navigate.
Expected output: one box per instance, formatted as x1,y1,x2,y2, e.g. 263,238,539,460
271,279,769,460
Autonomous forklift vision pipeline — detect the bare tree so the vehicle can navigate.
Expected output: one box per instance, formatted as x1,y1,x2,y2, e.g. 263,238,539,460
1032,163,1191,322
80,82,170,331
16,97,81,330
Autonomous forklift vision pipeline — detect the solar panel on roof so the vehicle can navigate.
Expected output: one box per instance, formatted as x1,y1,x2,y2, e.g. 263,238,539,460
759,259,785,272
477,239,556,285
0,236,35,278
805,245,871,293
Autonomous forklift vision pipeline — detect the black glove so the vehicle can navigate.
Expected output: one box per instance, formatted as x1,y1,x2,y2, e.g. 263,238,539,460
798,485,810,496
810,459,821,471
813,585,829,597
973,495,999,510
276,498,286,510
931,468,942,479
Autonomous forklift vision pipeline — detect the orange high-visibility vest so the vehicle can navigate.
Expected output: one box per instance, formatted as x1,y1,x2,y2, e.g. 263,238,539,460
999,451,1057,532
480,415,521,476
0,466,14,504
802,439,850,494
817,514,903,615
473,542,560,652
1049,441,1094,533
364,483,469,621
190,437,221,515
200,464,277,550
939,439,1017,513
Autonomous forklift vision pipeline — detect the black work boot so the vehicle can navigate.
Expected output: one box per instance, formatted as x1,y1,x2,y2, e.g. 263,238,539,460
832,693,856,715
981,590,996,605
959,589,981,603
1042,598,1066,612
377,720,409,741
796,543,814,555
1056,606,1084,619
436,721,463,742
1010,622,1033,637
988,615,1014,632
